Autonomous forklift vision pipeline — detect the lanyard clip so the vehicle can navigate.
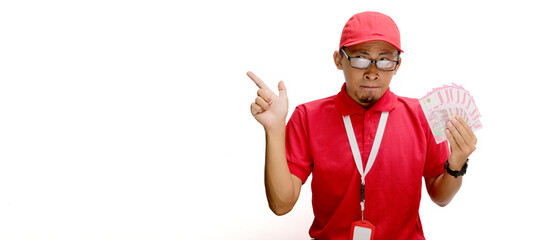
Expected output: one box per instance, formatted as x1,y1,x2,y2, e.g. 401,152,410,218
361,183,365,223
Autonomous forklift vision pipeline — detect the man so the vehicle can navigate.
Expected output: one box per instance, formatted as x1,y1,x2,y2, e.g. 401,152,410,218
248,11,477,240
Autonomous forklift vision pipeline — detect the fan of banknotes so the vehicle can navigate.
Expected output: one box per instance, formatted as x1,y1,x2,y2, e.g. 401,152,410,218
419,83,482,144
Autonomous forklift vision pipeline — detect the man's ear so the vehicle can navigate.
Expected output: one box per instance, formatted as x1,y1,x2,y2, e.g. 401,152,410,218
333,50,343,70
393,57,402,75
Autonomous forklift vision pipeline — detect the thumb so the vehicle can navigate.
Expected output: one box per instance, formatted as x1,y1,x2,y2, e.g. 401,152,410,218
278,81,287,98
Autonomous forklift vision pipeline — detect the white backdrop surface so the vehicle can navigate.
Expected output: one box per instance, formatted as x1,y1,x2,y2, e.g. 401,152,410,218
1,0,558,239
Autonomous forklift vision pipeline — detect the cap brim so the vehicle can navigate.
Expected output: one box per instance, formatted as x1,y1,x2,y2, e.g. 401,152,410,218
342,37,404,53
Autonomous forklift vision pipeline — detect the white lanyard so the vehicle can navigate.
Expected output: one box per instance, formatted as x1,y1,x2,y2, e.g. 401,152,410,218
342,111,389,221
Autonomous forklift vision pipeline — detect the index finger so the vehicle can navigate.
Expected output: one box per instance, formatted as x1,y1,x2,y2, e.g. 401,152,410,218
247,71,269,90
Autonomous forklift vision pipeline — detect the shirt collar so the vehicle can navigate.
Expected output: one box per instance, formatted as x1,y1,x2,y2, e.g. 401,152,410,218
335,83,397,116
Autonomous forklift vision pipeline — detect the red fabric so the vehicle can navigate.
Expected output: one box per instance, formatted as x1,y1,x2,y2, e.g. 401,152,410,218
339,11,403,53
286,84,449,240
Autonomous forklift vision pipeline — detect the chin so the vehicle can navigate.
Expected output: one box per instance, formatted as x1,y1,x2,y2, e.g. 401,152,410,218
358,95,377,104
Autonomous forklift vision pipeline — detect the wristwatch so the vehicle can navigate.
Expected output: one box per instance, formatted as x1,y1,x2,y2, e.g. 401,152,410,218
444,159,468,178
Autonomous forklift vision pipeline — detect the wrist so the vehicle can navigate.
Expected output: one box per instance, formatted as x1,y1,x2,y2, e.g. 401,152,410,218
264,121,286,134
447,155,468,171
448,161,465,171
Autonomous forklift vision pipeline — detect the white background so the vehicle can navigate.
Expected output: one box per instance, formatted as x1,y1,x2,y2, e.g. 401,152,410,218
1,0,558,239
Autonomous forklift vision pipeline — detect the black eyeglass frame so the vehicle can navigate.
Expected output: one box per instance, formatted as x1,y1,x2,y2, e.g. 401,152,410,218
340,48,400,71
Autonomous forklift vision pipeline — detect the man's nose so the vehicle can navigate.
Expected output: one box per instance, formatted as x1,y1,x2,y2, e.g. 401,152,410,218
364,64,379,80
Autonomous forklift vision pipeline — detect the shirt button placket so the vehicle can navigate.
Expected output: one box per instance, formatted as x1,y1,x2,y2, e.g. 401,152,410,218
365,112,373,141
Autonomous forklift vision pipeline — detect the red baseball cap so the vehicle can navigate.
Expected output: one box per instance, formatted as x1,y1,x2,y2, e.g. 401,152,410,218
339,11,403,53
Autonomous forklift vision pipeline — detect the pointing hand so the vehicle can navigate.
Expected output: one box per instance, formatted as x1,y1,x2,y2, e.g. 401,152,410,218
248,71,288,130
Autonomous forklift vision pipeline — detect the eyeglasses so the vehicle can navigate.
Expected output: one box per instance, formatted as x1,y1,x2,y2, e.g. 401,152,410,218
340,48,399,71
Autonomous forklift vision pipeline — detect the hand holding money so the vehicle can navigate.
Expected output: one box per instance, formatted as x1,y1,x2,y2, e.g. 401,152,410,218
419,83,480,169
445,116,477,170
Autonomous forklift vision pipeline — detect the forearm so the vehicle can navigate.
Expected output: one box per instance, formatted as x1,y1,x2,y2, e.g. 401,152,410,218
427,169,463,207
264,123,299,215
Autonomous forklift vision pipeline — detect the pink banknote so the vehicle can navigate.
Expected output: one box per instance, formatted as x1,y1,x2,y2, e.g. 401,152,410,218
419,83,482,144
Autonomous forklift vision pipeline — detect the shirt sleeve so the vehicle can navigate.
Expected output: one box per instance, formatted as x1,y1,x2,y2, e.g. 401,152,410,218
419,105,451,178
285,105,313,184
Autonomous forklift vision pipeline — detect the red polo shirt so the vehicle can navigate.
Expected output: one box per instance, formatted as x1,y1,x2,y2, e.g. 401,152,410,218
286,84,449,240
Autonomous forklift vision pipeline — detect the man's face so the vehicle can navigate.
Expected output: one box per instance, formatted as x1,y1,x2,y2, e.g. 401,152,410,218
334,41,401,108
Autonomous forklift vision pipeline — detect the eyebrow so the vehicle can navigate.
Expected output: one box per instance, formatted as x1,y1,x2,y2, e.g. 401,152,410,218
358,51,370,56
353,50,393,57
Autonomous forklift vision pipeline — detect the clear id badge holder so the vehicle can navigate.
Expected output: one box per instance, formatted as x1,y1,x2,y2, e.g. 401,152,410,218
350,219,375,240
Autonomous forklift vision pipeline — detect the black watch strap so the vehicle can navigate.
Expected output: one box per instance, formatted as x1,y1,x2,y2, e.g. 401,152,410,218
444,159,468,178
